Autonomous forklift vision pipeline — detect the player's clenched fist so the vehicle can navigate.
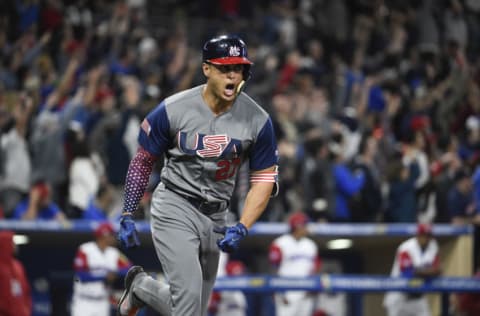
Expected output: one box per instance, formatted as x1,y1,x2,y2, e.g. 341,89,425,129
214,223,248,253
118,213,140,248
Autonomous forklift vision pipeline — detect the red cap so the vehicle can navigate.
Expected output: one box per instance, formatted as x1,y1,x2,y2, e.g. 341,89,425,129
226,260,246,276
94,87,114,103
94,222,115,238
417,223,432,235
288,212,309,230
34,182,50,200
411,115,430,131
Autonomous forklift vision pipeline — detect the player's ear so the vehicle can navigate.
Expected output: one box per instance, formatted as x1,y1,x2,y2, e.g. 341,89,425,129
202,63,210,78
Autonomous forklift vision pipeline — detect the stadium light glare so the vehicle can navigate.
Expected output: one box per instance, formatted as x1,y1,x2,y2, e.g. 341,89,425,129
13,234,29,245
326,238,353,250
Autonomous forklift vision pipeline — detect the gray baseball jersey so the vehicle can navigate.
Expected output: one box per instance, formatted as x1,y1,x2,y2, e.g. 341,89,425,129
139,84,278,201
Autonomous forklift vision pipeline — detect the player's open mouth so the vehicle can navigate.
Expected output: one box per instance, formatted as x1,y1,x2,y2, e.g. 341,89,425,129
224,84,235,97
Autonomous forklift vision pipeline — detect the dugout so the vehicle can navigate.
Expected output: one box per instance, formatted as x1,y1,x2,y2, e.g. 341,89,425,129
0,220,475,316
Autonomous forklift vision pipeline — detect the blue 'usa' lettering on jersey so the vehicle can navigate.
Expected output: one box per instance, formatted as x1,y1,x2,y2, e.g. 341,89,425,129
177,133,243,159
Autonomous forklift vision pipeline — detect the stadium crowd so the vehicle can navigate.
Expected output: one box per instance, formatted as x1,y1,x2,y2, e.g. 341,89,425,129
0,0,480,228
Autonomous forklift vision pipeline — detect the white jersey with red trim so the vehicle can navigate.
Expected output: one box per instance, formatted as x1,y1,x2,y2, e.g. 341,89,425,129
72,241,131,299
383,237,439,308
269,233,318,309
270,234,318,277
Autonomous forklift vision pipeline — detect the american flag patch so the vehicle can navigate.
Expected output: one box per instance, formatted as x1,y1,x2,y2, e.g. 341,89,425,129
141,119,151,136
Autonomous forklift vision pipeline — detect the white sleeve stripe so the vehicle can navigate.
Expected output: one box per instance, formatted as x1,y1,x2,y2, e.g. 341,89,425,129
250,175,277,182
250,172,278,176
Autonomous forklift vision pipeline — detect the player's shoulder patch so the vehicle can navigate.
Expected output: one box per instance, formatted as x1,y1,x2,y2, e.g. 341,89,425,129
141,118,151,136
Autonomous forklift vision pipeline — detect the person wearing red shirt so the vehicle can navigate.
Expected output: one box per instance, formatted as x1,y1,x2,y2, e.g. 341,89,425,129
0,230,32,316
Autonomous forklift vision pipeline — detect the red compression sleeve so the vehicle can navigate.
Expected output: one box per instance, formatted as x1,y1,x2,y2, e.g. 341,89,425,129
123,147,157,214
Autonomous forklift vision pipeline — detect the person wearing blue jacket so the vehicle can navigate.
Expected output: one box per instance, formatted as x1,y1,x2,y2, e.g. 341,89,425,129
329,135,365,221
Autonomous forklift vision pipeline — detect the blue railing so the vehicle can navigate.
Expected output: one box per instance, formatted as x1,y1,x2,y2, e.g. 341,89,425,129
0,220,473,236
213,274,480,293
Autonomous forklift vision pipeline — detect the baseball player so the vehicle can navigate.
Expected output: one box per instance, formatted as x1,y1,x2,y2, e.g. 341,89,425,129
71,222,132,316
383,223,441,316
269,212,321,316
116,34,278,316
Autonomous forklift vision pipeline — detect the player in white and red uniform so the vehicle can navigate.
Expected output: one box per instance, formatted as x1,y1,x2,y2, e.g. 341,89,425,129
383,223,441,316
71,222,132,316
269,212,321,316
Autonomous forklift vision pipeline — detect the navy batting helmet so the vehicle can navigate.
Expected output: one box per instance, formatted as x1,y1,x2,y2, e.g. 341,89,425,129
202,35,253,80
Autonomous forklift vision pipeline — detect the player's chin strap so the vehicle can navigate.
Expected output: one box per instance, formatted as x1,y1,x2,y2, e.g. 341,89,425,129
236,80,246,96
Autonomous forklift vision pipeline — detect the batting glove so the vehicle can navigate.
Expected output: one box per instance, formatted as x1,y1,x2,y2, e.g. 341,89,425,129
213,223,248,253
118,213,140,248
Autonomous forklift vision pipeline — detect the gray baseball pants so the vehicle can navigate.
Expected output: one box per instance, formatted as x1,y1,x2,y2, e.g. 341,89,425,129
131,183,227,316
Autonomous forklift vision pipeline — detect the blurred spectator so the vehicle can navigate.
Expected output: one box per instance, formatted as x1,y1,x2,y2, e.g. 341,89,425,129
269,212,320,316
87,74,142,213
16,0,40,34
66,121,105,218
71,222,132,316
383,223,441,316
208,253,247,316
403,130,430,192
29,57,81,209
385,152,420,222
262,0,297,49
448,169,478,225
444,0,469,51
301,132,335,221
82,184,116,220
330,132,365,222
349,132,383,222
458,116,480,163
275,50,302,94
0,230,32,316
0,94,34,217
431,135,463,222
402,130,436,223
12,181,66,221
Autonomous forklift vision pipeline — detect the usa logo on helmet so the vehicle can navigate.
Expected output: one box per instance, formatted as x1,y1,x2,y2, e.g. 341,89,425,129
229,46,240,57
